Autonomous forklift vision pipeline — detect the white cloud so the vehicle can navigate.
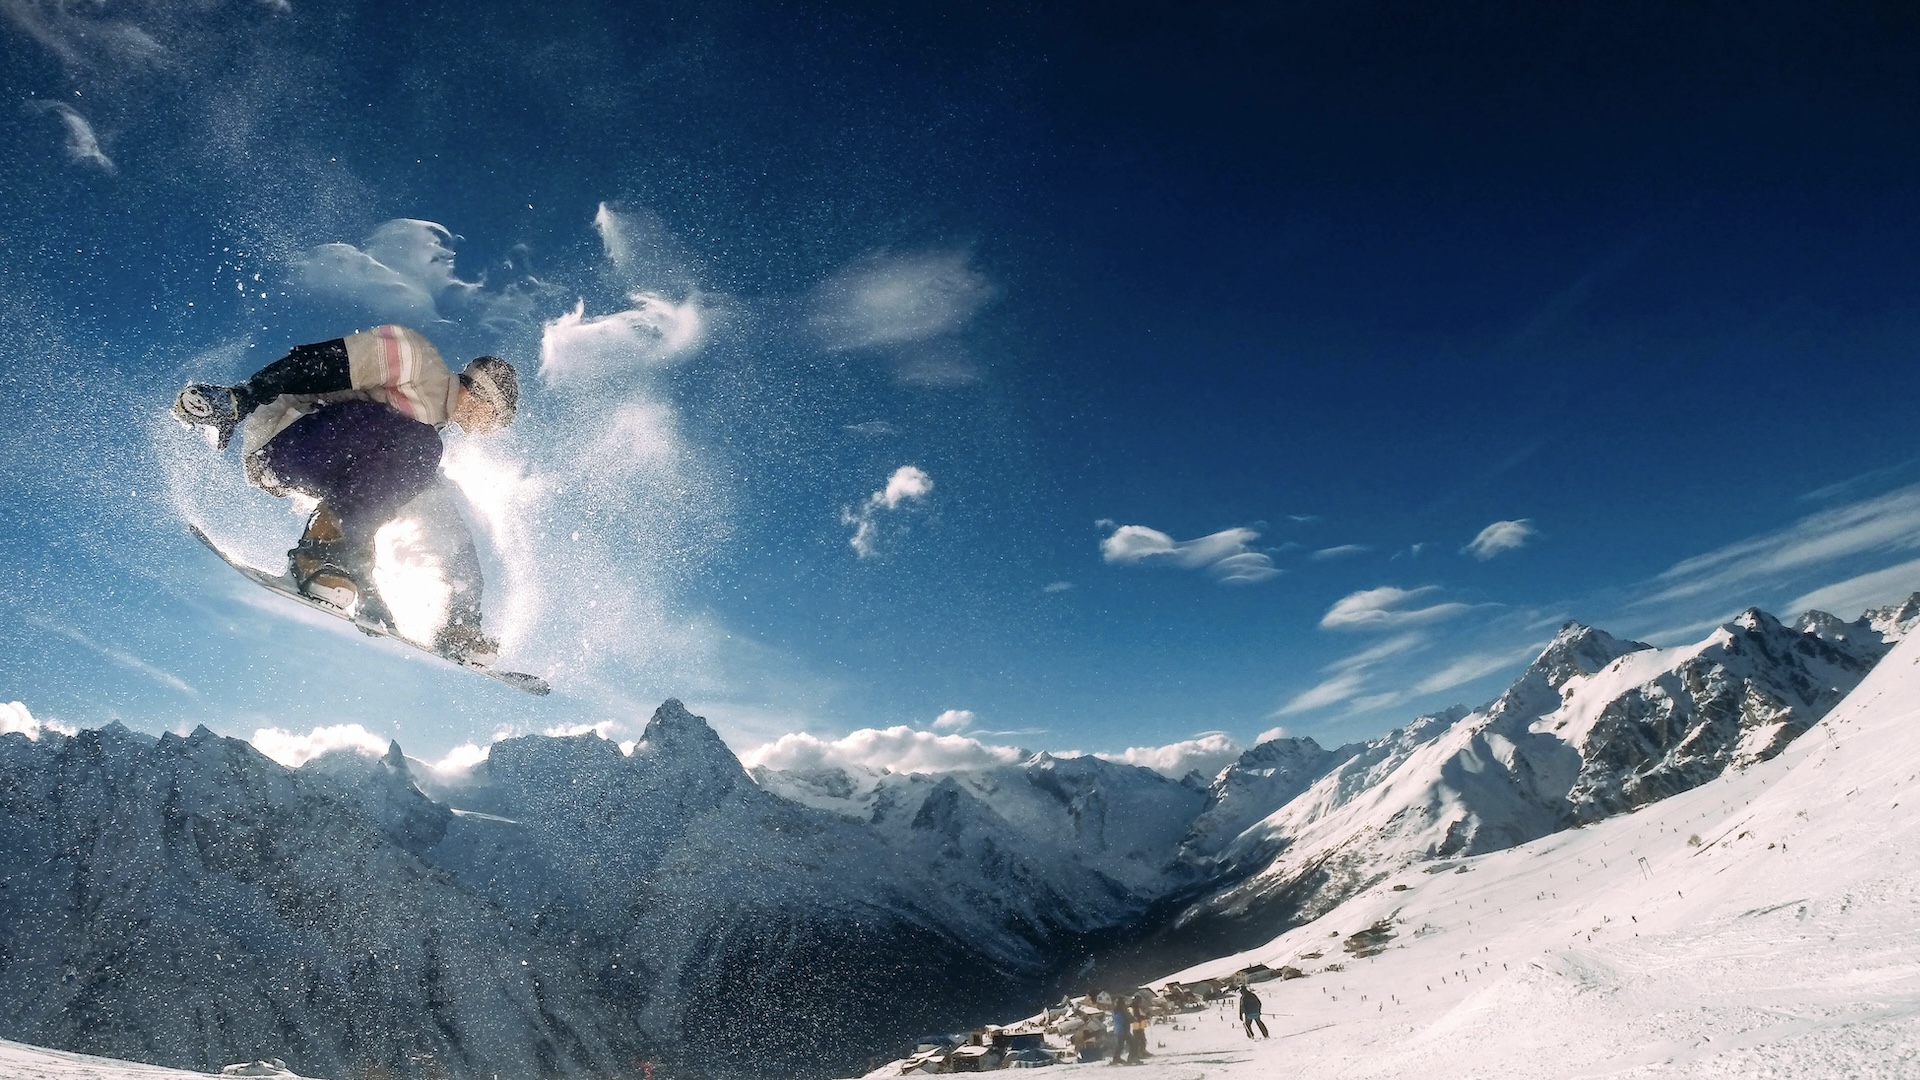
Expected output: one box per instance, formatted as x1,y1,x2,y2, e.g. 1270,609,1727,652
1645,483,1920,606
540,294,705,384
0,701,73,740
931,709,974,732
1042,581,1074,593
427,742,491,773
1463,519,1537,560
1093,732,1241,778
1786,557,1920,621
844,465,934,558
1255,725,1290,744
250,723,390,768
742,726,1024,775
1321,586,1471,630
296,219,548,329
1311,544,1370,561
844,420,897,437
545,720,621,739
812,250,995,352
1100,524,1280,585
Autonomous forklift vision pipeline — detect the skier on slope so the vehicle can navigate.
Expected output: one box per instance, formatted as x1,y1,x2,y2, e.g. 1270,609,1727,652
171,325,518,665
1237,984,1270,1039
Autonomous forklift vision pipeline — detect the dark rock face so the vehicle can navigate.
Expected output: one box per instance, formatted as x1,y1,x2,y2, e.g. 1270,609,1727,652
1565,609,1891,820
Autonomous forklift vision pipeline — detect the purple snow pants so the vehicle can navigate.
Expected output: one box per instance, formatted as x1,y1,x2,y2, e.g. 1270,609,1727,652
260,400,444,548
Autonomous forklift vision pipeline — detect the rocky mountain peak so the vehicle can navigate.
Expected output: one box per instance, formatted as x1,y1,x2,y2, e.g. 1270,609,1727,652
636,699,743,771
1865,592,1920,640
1490,623,1650,721
627,700,747,804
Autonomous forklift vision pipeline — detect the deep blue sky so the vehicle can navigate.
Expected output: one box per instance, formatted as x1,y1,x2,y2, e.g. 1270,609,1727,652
3,1,1919,772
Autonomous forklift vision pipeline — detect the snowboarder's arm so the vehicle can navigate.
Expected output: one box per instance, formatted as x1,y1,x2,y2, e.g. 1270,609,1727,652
235,340,352,415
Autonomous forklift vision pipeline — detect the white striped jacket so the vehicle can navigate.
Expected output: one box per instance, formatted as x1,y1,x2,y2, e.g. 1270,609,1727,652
239,326,460,491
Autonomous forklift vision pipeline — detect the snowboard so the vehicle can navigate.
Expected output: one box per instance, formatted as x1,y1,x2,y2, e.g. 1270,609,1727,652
189,524,550,695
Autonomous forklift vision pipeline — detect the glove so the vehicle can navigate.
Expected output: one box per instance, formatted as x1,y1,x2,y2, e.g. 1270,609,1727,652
171,383,244,450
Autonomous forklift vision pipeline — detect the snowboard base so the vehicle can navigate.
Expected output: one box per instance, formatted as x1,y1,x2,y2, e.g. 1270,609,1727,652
189,525,549,695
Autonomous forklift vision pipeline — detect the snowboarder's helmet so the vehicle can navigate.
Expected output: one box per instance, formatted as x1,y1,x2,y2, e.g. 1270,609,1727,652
459,356,518,430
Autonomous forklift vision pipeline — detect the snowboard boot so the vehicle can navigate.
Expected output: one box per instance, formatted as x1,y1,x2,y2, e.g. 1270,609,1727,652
434,621,500,668
172,383,245,450
288,507,386,626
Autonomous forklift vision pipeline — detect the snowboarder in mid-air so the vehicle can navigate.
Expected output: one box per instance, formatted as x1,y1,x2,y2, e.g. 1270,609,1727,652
173,325,518,666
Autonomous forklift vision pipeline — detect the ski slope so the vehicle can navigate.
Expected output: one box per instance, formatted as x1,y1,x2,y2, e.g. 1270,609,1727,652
0,1040,308,1080
1042,623,1920,1077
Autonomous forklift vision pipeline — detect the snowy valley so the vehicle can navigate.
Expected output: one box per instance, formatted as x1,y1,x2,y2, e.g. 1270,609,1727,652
2,598,1917,1080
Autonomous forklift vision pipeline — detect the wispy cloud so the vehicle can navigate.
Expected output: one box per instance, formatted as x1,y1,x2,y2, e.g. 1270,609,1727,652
1042,581,1074,593
1100,524,1280,585
813,249,994,350
296,219,551,330
1276,670,1368,715
843,420,897,437
1320,586,1470,630
1311,544,1370,561
32,103,114,172
844,465,934,558
742,726,1024,775
1463,519,1536,560
1785,557,1920,621
4,3,166,69
592,202,702,293
20,611,199,698
811,250,995,384
1643,482,1920,607
1799,457,1920,503
1276,631,1432,716
1411,641,1541,695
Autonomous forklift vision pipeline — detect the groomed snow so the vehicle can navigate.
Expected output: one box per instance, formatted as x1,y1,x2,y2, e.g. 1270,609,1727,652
0,1040,310,1080
882,627,1920,1078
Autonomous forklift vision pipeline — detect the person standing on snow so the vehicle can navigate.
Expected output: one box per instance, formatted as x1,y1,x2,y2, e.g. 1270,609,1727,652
1238,984,1270,1039
172,325,518,664
1108,997,1130,1065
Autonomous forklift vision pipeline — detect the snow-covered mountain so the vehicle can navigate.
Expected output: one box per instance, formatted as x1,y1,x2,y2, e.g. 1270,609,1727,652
891,601,1920,1080
2,598,1914,1080
0,702,1188,1080
1162,603,1905,954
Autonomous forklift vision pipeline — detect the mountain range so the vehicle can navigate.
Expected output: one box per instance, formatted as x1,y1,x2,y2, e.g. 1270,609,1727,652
2,595,1913,1079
